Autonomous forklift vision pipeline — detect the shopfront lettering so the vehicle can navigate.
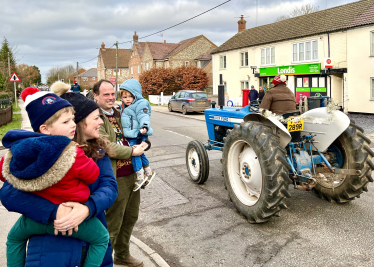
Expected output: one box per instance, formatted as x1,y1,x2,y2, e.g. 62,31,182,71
259,63,321,76
278,67,295,74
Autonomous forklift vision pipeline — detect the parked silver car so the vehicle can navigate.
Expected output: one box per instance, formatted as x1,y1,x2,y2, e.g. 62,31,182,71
168,90,211,115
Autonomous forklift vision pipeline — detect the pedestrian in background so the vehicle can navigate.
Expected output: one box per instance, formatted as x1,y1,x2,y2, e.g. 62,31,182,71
258,86,265,103
93,79,146,267
71,80,81,93
248,85,258,102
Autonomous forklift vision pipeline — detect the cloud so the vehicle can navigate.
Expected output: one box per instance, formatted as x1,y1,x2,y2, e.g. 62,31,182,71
0,0,356,82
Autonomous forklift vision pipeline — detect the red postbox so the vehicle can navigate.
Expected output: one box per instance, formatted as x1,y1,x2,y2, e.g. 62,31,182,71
242,88,250,107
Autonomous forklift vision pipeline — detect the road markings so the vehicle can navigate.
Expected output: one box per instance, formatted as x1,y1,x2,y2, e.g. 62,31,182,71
164,130,193,139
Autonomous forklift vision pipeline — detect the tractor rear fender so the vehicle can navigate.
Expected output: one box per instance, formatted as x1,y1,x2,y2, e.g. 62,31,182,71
243,113,291,148
301,107,350,152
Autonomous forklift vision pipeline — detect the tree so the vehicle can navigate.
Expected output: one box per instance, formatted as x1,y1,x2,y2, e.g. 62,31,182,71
16,64,41,87
275,4,319,22
0,37,17,93
139,66,209,95
46,65,75,84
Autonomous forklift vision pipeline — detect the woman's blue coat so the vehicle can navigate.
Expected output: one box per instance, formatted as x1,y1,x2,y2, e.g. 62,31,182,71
119,78,153,138
0,130,118,267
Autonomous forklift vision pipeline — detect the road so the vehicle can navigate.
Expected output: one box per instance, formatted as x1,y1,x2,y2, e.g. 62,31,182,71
135,111,374,267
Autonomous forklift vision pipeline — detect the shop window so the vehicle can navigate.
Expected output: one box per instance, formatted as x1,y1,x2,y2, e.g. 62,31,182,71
293,40,318,62
241,81,249,89
220,55,226,69
240,52,248,67
261,47,275,65
371,31,374,56
371,78,374,99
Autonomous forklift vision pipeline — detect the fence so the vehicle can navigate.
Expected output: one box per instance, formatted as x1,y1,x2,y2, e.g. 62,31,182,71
149,94,173,105
0,98,13,126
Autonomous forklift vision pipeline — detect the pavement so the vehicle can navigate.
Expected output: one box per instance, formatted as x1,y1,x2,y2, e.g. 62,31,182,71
0,99,170,267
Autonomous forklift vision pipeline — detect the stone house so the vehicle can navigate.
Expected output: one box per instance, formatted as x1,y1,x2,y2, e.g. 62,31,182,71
128,32,217,87
78,68,97,90
212,0,374,113
97,42,132,90
67,68,86,85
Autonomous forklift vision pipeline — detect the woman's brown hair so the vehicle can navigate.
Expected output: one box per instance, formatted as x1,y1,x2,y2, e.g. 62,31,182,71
73,118,115,162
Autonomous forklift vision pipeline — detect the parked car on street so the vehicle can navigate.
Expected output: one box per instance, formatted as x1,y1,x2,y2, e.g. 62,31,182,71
168,90,211,115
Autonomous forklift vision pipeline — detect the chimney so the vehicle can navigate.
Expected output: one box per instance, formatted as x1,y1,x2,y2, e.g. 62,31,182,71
133,31,138,44
238,15,246,32
101,42,105,49
164,40,166,43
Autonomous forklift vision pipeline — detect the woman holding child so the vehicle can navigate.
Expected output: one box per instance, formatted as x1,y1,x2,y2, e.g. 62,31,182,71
0,82,145,266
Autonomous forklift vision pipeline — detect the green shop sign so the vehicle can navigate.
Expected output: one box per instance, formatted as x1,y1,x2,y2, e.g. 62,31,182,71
259,63,321,76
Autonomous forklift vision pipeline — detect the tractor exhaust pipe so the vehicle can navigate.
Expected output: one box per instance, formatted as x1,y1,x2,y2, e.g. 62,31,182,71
218,74,224,109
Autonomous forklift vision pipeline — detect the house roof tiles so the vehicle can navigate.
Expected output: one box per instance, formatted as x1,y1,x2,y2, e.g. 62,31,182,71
100,48,132,68
79,68,97,77
213,0,374,54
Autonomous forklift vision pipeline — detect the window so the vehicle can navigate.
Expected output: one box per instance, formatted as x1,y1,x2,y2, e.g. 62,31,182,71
293,40,318,62
371,78,374,99
240,52,248,67
83,77,88,81
113,69,120,75
261,47,275,65
92,77,95,80
137,65,140,73
185,61,190,67
241,81,249,89
146,63,149,70
131,67,133,75
371,31,374,56
220,55,226,69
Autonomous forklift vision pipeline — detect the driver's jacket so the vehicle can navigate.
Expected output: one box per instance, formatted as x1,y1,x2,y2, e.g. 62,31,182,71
259,83,296,115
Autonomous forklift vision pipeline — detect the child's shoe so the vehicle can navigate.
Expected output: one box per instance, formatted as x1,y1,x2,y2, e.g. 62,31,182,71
142,170,156,189
134,170,148,192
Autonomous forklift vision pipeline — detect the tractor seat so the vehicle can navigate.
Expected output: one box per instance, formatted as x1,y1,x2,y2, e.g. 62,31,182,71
281,111,301,142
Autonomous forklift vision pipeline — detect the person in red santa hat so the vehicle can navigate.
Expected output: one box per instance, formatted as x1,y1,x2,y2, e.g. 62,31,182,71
71,80,81,93
259,74,296,115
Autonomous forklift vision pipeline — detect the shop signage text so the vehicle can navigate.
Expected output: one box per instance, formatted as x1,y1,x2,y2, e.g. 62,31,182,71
259,63,321,76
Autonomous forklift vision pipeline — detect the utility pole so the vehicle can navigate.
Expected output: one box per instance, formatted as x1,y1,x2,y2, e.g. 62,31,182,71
115,41,118,99
76,62,79,85
58,73,59,82
8,52,11,76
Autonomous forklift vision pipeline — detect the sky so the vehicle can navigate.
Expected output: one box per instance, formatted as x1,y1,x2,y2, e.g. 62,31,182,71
0,0,360,83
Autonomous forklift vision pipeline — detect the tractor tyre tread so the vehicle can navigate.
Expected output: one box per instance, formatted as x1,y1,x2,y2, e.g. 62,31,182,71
223,121,290,224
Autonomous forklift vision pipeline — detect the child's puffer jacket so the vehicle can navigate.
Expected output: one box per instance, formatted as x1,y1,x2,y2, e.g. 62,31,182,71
119,78,153,138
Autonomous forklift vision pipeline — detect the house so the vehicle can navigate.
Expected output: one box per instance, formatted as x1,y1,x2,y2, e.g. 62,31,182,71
67,68,86,85
97,42,132,90
128,32,217,87
78,68,98,90
212,0,374,113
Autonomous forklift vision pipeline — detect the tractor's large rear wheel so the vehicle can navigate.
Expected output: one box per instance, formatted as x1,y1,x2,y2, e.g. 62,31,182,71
313,122,374,202
223,122,292,223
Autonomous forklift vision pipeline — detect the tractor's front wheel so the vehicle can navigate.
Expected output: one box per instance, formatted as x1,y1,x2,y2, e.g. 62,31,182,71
313,122,374,202
186,140,209,184
223,122,291,223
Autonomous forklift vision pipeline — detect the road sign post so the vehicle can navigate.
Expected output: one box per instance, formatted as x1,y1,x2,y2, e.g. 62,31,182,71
9,72,21,108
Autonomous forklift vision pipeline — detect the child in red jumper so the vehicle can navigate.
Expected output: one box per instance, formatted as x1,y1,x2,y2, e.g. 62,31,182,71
1,86,110,267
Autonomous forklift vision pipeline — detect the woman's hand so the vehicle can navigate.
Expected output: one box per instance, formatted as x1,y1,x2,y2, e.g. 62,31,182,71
54,204,73,236
54,202,90,236
132,144,145,156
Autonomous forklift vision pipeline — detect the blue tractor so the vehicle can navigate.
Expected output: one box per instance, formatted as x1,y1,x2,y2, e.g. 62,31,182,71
186,96,374,223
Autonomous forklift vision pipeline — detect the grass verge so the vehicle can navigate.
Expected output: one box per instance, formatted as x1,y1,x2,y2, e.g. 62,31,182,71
0,114,22,140
13,101,21,112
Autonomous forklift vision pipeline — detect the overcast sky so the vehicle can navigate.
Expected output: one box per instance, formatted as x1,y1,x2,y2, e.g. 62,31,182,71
0,0,359,83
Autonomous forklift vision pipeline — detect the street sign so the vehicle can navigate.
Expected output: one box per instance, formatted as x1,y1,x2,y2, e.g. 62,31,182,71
110,78,116,85
9,72,21,82
324,58,333,69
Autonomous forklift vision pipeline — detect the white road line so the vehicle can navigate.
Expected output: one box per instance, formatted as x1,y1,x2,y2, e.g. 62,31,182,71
164,130,193,139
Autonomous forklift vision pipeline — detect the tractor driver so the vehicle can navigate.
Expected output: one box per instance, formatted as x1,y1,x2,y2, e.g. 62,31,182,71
259,74,296,116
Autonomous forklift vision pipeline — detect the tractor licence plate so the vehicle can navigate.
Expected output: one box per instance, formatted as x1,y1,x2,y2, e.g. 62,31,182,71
287,118,304,132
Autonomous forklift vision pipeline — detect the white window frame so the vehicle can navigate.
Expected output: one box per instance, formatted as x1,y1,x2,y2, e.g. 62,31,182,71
83,77,88,81
146,62,149,70
240,81,249,90
371,77,374,100
240,52,248,67
260,47,275,66
220,55,226,69
371,31,374,56
292,40,318,63
137,65,140,73
130,67,133,75
92,77,95,80
113,69,120,75
185,61,190,67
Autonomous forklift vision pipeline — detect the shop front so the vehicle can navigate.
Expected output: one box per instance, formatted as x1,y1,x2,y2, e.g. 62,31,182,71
258,63,326,102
